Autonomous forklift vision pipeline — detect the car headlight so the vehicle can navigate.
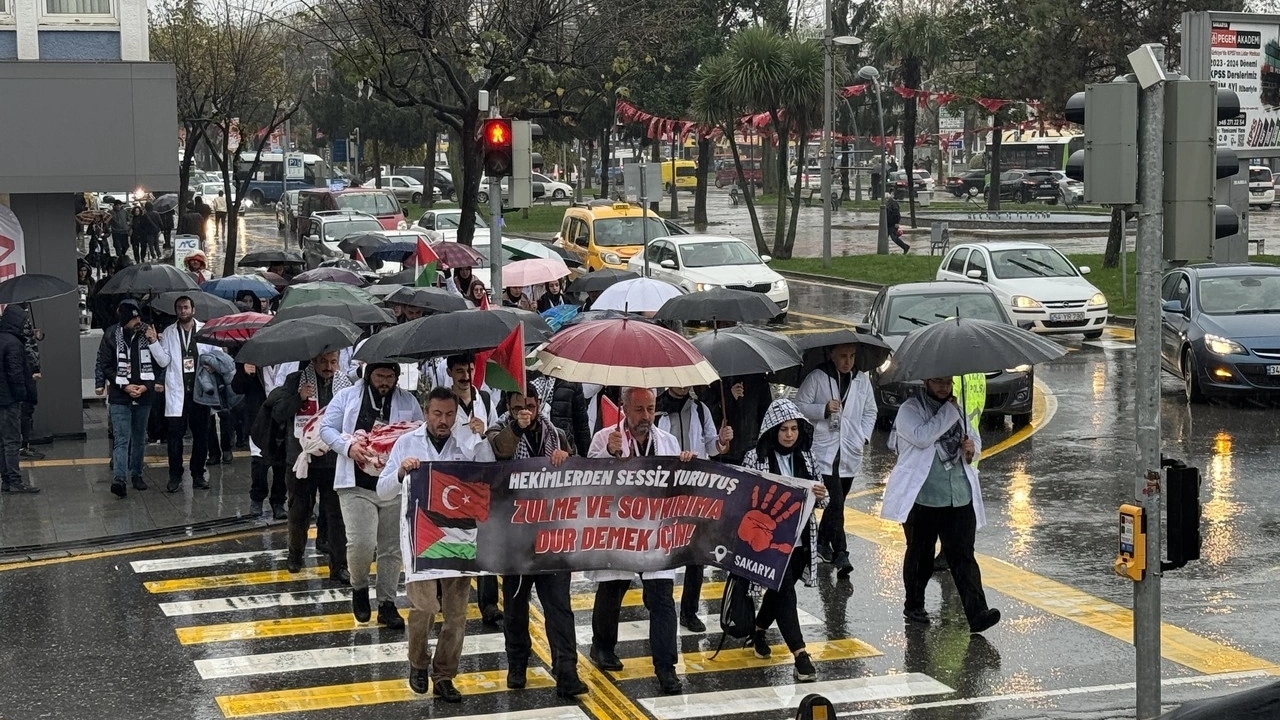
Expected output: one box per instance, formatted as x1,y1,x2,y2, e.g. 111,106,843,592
696,282,719,292
1087,292,1107,307
1011,295,1043,309
772,279,787,291
1004,364,1031,373
397,220,409,230
601,252,622,265
1204,334,1247,356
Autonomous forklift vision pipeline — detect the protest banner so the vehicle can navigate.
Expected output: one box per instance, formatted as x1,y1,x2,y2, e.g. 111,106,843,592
400,457,816,590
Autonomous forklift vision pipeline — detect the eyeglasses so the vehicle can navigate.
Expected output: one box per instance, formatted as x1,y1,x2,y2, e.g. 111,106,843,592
511,401,539,411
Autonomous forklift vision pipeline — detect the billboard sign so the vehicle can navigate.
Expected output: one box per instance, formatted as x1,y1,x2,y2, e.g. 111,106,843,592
1185,11,1280,153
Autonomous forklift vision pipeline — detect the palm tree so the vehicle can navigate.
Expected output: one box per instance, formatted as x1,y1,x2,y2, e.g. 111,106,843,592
777,37,826,258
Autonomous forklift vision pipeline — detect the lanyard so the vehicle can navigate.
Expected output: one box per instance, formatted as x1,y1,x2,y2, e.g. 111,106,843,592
366,385,387,419
628,432,654,457
179,325,195,358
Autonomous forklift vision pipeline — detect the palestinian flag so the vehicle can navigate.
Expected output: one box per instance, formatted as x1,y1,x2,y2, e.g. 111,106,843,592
414,505,479,560
473,323,525,393
414,237,439,287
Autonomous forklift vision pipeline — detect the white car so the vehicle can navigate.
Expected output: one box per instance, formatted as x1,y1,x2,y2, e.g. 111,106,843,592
1249,165,1274,210
363,175,432,205
199,181,252,208
935,241,1108,338
414,209,488,242
627,234,789,319
533,172,573,200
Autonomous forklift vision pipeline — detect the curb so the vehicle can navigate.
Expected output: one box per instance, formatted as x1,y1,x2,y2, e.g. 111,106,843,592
0,515,286,566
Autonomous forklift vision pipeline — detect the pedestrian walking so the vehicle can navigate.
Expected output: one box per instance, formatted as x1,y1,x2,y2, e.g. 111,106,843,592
739,399,828,681
143,202,164,260
234,362,286,519
109,200,131,259
212,191,228,236
95,300,160,497
18,306,43,460
485,384,588,699
796,342,877,576
0,305,38,494
320,362,421,621
129,205,148,263
378,386,496,704
150,295,214,493
882,377,1000,634
887,197,909,253
587,386,694,696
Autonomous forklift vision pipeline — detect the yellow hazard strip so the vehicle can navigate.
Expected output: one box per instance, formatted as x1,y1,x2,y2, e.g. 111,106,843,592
215,668,554,717
1107,326,1136,341
842,510,1280,676
144,563,378,594
980,377,1055,460
786,310,859,327
177,605,483,645
21,455,166,468
569,581,724,612
609,638,880,682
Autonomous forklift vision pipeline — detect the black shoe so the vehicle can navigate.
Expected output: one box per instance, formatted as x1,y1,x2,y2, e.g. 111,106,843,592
352,587,371,622
834,552,853,577
286,556,302,573
131,476,147,491
192,476,210,489
656,668,683,695
933,554,949,572
432,678,462,703
408,667,429,695
816,543,833,564
207,455,221,465
18,446,44,460
589,644,623,672
903,608,930,625
679,613,706,633
507,664,527,689
793,651,817,682
234,441,248,450
222,452,233,464
331,568,351,586
481,604,503,627
271,503,287,520
750,627,771,658
110,481,127,498
969,608,1001,634
166,479,181,493
250,500,264,516
377,601,404,629
556,676,588,698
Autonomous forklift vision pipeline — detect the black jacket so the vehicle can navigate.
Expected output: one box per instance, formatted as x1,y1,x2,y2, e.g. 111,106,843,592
705,375,772,464
0,306,29,407
546,378,591,455
269,368,337,468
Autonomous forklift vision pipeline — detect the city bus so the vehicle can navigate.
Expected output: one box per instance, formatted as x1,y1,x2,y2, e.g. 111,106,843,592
235,152,335,205
992,134,1084,171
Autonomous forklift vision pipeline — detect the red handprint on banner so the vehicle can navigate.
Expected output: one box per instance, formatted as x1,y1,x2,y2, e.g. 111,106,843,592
737,484,802,553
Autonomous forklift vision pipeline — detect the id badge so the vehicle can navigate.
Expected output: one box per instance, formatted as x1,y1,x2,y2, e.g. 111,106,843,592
183,357,196,373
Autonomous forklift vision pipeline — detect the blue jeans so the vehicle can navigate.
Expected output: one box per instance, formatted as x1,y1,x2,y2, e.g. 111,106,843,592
110,402,151,482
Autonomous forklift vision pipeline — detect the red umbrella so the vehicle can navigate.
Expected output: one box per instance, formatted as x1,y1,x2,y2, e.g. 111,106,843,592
429,240,484,269
195,312,273,348
534,318,719,388
291,267,367,286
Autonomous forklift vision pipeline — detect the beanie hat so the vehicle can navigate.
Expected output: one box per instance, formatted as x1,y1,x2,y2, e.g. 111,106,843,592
366,362,400,377
118,300,142,324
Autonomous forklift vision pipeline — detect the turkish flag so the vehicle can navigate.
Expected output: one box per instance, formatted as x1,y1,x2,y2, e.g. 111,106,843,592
600,395,621,430
426,469,490,522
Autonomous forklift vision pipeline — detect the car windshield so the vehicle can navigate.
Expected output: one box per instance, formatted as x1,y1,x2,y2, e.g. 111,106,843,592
679,240,761,268
883,293,1008,335
323,219,384,241
1250,168,1272,184
336,192,398,216
201,183,229,197
990,248,1077,279
593,217,669,247
434,213,487,230
1197,274,1280,314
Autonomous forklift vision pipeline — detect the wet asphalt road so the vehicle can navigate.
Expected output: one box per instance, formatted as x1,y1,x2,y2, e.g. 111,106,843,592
10,212,1278,720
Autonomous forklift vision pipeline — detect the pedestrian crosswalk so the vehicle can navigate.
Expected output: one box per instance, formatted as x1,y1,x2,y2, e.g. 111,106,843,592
135,545,956,719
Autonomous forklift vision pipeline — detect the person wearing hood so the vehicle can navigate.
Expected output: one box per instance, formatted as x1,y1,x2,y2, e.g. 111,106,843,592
536,279,566,313
881,378,1000,634
149,294,215,493
446,266,477,299
320,361,422,626
184,250,211,284
740,399,828,681
0,305,37,493
94,300,160,497
796,343,877,576
501,285,534,311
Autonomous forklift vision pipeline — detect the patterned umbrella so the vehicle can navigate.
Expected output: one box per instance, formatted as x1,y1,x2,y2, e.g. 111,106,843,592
429,241,484,269
195,312,272,347
535,318,719,388
201,274,280,300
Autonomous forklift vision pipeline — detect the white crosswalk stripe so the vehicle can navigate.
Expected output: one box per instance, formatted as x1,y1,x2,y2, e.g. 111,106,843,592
159,588,403,617
638,673,955,719
131,550,316,573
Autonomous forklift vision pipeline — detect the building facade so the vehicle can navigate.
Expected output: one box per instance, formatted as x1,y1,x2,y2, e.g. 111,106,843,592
0,0,148,61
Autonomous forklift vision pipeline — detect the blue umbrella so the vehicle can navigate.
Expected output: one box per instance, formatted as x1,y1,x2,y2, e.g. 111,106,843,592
540,304,579,332
366,241,416,263
201,274,280,300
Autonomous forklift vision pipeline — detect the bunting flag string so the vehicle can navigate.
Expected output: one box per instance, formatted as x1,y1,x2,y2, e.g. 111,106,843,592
838,82,1038,116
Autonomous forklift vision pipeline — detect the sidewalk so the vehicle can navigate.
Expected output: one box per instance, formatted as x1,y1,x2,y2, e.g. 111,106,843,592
0,403,280,559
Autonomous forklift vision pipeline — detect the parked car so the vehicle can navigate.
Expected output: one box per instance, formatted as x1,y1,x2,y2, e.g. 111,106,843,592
1048,170,1084,205
276,189,302,234
298,210,386,266
477,178,546,205
414,209,488,242
889,170,934,200
362,175,430,205
865,281,1034,427
1249,165,1274,210
996,169,1059,204
1160,263,1280,402
556,200,668,271
628,234,788,319
395,166,456,200
935,241,1108,338
945,169,987,197
297,188,406,241
199,182,249,208
533,172,574,200
714,159,763,188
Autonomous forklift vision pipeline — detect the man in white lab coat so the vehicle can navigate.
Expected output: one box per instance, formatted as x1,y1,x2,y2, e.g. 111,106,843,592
587,386,694,696
796,343,877,575
149,295,214,493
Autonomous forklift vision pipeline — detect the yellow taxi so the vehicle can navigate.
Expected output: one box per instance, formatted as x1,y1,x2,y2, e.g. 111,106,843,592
660,160,698,192
555,200,670,272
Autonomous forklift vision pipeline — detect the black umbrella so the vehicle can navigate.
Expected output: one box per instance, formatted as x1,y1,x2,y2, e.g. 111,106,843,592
269,300,396,327
566,269,639,294
238,317,362,367
794,328,894,374
0,274,77,304
319,258,375,274
153,291,240,321
376,268,417,285
337,233,389,256
690,327,801,377
153,194,180,214
878,317,1066,384
238,250,305,268
653,287,781,323
98,263,200,295
387,287,469,313
490,307,554,344
1157,680,1280,719
354,309,527,363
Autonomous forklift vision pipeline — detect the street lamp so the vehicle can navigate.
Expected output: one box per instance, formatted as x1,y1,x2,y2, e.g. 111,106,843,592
821,30,862,268
858,65,889,255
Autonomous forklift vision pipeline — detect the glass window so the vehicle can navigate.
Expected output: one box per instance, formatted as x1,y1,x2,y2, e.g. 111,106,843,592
946,249,969,274
46,0,110,13
883,292,1007,336
321,218,383,242
990,248,1078,279
336,191,398,216
678,240,761,268
645,242,663,263
1197,274,1280,314
591,217,668,247
1161,273,1181,301
966,250,988,279
659,243,678,265
1250,167,1272,184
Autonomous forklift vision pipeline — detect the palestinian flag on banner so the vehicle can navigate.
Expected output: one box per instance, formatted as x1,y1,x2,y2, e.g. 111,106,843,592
414,506,479,559
473,323,525,392
415,237,439,287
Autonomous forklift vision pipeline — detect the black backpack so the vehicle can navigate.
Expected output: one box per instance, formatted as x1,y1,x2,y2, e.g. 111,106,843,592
711,572,756,659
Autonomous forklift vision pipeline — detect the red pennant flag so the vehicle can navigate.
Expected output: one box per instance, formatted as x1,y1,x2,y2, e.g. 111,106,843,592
415,237,439,287
478,291,491,310
426,469,491,522
600,395,621,429
414,505,444,556
473,323,525,393
977,98,1010,114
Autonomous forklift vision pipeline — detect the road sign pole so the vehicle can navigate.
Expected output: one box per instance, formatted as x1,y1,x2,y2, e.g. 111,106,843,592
1133,43,1166,720
490,176,504,301
640,156,650,277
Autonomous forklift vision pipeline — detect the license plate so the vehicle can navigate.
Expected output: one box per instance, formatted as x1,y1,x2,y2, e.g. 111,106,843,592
1050,312,1084,322
1267,365,1280,376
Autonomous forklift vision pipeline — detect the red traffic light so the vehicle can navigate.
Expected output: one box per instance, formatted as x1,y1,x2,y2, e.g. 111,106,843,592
481,119,513,176
482,119,512,148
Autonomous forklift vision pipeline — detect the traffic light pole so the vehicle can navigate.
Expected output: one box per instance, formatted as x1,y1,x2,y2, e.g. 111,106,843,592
1133,43,1166,720
489,176,504,301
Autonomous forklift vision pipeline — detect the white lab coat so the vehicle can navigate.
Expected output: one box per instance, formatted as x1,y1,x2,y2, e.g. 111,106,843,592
796,368,878,477
319,383,424,490
263,362,298,395
451,385,494,456
880,396,986,528
585,423,683,582
148,320,213,417
377,426,495,582
656,394,719,459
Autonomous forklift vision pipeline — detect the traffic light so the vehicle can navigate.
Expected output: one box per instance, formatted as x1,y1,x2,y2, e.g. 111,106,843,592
1162,458,1201,571
481,118,513,177
508,120,533,209
1064,83,1139,204
1163,82,1242,262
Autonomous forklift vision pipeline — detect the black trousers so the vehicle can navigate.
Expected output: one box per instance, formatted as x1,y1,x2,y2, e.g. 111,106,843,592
477,575,500,609
680,564,703,618
902,503,990,625
891,226,910,252
503,572,578,680
167,400,209,483
286,464,346,570
20,401,34,446
250,454,287,505
817,472,852,555
756,544,809,652
592,578,677,671
112,232,130,258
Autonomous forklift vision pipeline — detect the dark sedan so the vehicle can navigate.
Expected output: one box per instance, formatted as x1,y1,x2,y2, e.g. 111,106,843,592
865,281,1034,428
1160,264,1280,402
997,169,1058,203
945,169,987,197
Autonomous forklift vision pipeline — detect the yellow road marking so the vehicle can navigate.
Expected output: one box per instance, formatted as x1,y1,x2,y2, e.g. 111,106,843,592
144,565,367,593
0,529,275,572
1107,326,1136,341
982,377,1056,460
569,581,724,612
787,310,860,327
176,605,481,645
609,638,880,681
215,668,554,717
22,455,166,468
529,601,649,720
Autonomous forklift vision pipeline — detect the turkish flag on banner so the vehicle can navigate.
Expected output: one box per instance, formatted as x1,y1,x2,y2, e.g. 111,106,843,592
0,205,27,283
427,468,491,522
